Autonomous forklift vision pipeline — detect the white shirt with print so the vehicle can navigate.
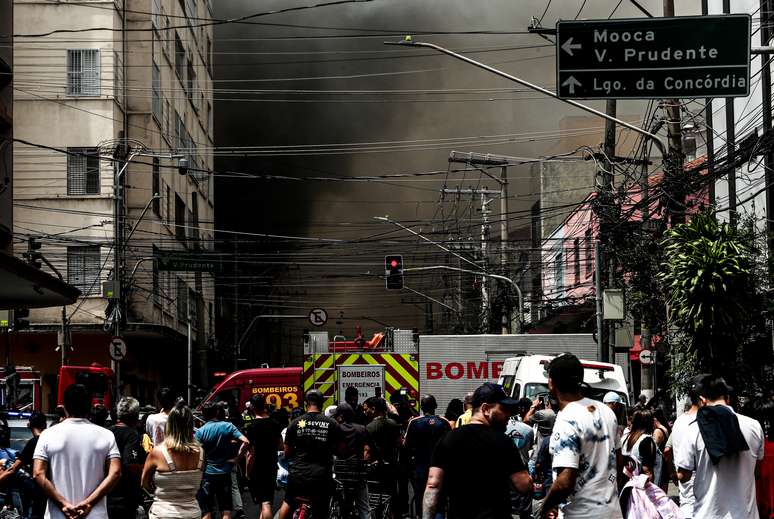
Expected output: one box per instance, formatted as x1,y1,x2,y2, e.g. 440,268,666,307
550,397,623,519
145,411,168,446
673,405,763,519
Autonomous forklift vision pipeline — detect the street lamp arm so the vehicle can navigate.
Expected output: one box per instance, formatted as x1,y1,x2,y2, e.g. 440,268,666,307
385,39,666,159
404,265,524,332
373,215,481,270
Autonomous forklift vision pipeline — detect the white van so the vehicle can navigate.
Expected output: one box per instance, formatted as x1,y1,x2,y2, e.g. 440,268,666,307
497,354,629,404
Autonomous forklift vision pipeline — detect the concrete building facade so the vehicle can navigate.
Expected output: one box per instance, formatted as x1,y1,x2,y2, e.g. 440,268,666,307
11,0,214,409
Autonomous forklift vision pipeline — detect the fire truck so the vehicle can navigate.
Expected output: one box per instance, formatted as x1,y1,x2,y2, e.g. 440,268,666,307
57,364,115,409
0,366,42,411
304,328,420,409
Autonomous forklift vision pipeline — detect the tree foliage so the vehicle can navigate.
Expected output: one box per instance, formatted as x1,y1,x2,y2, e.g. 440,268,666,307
659,212,753,377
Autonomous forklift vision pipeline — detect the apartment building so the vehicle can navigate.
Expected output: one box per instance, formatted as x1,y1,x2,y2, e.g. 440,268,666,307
12,0,215,409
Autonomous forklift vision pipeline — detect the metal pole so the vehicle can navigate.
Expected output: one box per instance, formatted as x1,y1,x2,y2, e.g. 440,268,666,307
702,0,716,206
187,296,192,405
404,266,523,332
595,240,604,362
500,166,509,334
760,0,774,286
480,192,490,332
386,40,666,160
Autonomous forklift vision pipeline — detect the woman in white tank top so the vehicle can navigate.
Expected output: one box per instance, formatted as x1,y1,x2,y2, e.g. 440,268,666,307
141,403,204,518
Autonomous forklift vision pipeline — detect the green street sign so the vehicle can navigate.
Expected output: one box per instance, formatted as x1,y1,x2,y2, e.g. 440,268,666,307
156,252,221,273
556,15,751,99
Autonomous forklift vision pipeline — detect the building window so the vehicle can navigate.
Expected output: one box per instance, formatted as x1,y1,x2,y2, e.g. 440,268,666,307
187,59,196,103
152,61,162,122
152,158,161,215
67,246,101,295
152,0,161,31
165,99,172,142
113,50,124,107
175,194,186,242
573,237,581,285
554,249,564,290
67,147,100,195
206,36,212,75
174,33,185,82
67,49,100,96
164,183,171,224
585,229,593,277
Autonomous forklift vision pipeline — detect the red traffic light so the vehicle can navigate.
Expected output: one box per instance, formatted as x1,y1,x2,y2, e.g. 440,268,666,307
390,259,399,268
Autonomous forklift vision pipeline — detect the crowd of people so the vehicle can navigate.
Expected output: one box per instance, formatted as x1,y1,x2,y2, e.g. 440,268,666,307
0,353,770,519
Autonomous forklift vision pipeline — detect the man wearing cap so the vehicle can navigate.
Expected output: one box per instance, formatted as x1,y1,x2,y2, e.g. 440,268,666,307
603,391,626,444
423,382,532,519
674,375,763,519
540,354,623,519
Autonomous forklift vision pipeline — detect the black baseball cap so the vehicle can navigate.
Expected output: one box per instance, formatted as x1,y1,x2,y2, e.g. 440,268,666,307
471,382,520,408
548,354,584,386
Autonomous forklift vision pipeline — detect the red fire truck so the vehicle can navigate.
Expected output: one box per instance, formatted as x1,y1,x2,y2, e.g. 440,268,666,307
57,364,115,409
199,367,303,413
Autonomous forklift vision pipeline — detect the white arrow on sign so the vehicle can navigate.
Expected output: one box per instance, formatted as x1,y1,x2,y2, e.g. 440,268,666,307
561,37,582,56
561,76,582,94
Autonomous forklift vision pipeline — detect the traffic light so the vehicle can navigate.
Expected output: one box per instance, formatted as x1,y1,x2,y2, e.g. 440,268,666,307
385,254,404,290
12,309,29,331
23,237,42,269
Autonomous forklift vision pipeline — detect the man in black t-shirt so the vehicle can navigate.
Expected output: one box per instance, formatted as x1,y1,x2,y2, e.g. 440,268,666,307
424,383,532,519
278,390,341,519
19,411,47,519
404,395,451,516
245,395,283,519
364,396,402,511
107,397,145,519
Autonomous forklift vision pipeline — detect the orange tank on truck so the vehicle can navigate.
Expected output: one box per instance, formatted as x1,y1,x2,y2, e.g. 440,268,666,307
199,367,303,412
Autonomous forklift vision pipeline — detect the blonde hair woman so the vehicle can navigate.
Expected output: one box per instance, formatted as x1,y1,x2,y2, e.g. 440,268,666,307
141,402,203,518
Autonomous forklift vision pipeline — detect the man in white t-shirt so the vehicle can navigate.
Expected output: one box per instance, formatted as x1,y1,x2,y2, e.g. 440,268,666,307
145,387,176,446
674,375,764,519
664,375,703,519
540,354,623,519
32,384,121,519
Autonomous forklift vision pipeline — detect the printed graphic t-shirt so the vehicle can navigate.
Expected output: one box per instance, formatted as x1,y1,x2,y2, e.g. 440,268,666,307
285,412,341,487
550,397,623,519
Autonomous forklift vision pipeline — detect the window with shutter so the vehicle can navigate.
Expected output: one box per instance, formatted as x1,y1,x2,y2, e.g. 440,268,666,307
67,49,100,96
152,61,162,122
67,147,100,195
152,0,161,31
67,246,101,295
175,33,186,83
152,158,161,215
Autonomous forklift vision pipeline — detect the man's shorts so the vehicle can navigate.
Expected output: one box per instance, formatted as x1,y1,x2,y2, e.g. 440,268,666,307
249,468,278,504
197,472,234,514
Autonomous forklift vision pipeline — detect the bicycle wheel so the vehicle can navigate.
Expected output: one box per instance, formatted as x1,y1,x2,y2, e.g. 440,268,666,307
329,494,342,519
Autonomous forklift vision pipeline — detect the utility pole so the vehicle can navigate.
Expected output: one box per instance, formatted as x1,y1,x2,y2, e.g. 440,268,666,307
761,0,774,284
112,140,128,399
594,240,604,362
702,0,716,206
722,0,738,226
441,187,499,332
447,151,515,334
659,0,686,227
598,99,616,364
187,295,192,405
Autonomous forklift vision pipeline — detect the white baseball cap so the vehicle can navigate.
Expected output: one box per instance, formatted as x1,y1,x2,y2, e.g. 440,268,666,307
603,391,622,404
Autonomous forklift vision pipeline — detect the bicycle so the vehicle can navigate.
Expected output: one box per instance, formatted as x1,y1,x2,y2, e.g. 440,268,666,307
331,458,369,519
291,496,312,519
